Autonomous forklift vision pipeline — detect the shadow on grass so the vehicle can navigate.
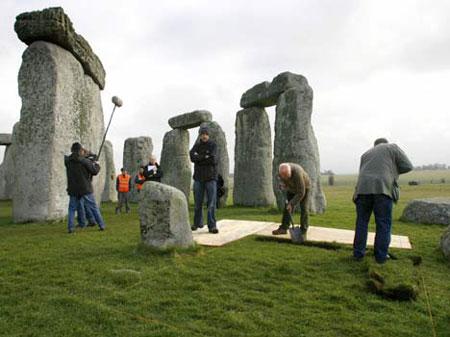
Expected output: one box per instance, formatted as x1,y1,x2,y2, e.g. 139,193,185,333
253,236,344,251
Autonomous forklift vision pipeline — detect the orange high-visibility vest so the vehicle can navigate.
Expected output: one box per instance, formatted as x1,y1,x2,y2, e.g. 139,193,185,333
136,173,145,191
118,174,131,193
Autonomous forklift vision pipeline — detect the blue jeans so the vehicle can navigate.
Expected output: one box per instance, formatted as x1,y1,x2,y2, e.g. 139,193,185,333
353,194,393,262
81,193,105,229
193,180,217,229
68,196,86,232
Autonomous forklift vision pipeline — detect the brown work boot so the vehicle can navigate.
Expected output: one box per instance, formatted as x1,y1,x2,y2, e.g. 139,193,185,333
272,227,287,235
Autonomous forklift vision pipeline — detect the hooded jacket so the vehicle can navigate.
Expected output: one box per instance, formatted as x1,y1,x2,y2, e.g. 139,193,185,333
64,153,100,197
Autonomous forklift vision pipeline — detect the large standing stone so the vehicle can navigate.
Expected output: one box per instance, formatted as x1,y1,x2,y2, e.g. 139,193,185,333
123,137,153,202
101,140,117,202
168,110,212,129
234,107,275,206
138,182,194,249
13,41,106,222
160,129,191,200
198,121,230,207
401,198,450,225
441,226,450,261
272,86,326,213
14,7,105,89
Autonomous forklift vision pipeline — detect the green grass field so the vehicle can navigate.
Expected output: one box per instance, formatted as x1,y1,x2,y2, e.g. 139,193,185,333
1,183,449,337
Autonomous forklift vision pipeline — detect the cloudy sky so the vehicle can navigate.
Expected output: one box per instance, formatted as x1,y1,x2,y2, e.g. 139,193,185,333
1,0,449,174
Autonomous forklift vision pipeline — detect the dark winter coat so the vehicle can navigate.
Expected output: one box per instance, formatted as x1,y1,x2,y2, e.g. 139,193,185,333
189,140,218,182
64,153,100,197
142,163,163,182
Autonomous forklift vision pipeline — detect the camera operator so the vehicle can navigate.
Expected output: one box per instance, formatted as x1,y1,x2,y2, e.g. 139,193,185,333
64,142,106,233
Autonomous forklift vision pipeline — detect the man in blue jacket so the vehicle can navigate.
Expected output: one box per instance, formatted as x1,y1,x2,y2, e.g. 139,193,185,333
189,126,219,234
353,138,413,263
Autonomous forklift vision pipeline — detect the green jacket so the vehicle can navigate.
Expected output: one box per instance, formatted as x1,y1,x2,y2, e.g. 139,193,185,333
355,143,413,200
280,163,311,207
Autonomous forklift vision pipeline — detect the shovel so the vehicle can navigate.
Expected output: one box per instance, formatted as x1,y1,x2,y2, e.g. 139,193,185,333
286,201,306,244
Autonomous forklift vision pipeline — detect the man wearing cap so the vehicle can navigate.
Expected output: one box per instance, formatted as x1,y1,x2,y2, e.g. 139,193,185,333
353,138,413,264
189,126,219,234
65,142,106,233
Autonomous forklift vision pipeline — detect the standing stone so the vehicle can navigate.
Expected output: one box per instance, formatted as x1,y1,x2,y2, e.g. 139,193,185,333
12,41,106,222
138,182,194,249
101,140,117,202
160,129,191,200
234,107,275,206
441,226,450,261
123,137,153,202
198,121,230,208
168,110,212,129
273,86,326,213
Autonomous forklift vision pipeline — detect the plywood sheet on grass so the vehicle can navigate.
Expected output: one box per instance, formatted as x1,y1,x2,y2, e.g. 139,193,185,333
193,219,412,249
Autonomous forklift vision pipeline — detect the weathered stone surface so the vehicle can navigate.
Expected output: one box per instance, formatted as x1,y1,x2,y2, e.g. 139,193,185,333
441,226,450,261
233,107,275,206
14,7,105,89
240,82,274,108
168,110,212,129
101,140,117,202
0,134,12,145
198,121,230,207
240,72,310,108
272,86,326,213
123,137,153,202
138,182,194,249
0,126,17,200
401,198,450,225
13,41,106,222
160,129,191,200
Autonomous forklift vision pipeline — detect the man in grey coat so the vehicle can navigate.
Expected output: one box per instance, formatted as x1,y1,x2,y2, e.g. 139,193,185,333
353,138,413,263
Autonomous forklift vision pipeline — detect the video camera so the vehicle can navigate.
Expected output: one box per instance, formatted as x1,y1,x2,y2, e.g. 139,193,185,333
85,151,98,161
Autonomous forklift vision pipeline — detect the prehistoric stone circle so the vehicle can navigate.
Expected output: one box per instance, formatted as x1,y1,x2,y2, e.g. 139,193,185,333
441,226,450,261
401,198,450,225
234,71,326,213
123,137,153,202
198,121,230,207
101,140,117,202
234,107,275,206
15,7,105,89
138,182,194,249
273,86,326,213
160,129,192,200
168,110,212,129
12,40,106,223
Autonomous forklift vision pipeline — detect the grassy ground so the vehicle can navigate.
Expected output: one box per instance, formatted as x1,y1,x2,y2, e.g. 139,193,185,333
0,184,450,337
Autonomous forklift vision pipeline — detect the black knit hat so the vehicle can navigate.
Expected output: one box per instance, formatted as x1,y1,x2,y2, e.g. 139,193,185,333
71,142,82,153
199,126,209,135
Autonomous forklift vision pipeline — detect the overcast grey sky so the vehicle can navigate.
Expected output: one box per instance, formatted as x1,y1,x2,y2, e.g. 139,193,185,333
1,0,449,173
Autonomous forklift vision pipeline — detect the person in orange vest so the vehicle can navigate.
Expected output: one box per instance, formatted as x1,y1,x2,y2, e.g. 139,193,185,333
134,167,146,193
115,168,132,214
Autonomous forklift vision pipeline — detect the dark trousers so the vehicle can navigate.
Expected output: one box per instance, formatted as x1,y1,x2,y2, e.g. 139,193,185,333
353,194,393,263
193,180,217,229
280,189,310,233
116,192,130,212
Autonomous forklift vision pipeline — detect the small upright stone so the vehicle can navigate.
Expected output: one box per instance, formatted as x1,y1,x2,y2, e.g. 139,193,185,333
441,226,450,261
138,182,194,249
160,129,192,200
14,7,106,89
0,134,12,145
168,110,212,129
123,137,153,202
101,140,117,202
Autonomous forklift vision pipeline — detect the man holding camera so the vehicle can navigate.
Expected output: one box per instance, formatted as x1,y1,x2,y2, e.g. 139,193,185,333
65,142,106,233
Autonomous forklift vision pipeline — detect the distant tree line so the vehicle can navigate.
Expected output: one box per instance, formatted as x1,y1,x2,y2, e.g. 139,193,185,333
414,163,449,170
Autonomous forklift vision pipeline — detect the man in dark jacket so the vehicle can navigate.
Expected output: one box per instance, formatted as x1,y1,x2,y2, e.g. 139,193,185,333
353,138,413,263
142,155,163,182
65,142,106,233
189,126,219,234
